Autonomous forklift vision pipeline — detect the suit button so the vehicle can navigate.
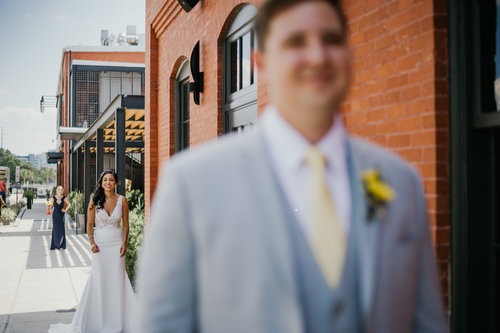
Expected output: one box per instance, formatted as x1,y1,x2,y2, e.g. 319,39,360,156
332,300,345,317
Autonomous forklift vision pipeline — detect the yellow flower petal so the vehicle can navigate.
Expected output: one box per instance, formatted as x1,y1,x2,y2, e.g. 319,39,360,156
368,181,395,201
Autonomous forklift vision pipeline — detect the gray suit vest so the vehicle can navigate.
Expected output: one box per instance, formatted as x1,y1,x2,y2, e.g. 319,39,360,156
287,210,363,333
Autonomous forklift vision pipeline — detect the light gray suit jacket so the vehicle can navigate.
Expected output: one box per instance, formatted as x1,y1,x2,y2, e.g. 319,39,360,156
137,127,447,333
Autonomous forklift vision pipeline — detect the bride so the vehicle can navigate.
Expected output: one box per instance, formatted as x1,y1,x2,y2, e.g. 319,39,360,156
49,170,137,332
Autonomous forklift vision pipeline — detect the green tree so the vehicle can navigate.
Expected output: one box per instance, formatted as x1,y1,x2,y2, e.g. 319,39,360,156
39,167,55,184
20,168,34,184
0,148,34,182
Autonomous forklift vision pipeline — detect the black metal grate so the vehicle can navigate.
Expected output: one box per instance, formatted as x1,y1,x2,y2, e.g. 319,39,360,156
75,70,99,127
74,70,145,127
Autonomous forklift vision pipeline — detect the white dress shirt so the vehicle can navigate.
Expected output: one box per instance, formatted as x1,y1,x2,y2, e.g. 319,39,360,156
260,105,352,236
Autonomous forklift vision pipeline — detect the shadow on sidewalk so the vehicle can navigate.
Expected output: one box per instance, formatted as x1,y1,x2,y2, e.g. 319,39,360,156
23,219,92,270
3,309,75,333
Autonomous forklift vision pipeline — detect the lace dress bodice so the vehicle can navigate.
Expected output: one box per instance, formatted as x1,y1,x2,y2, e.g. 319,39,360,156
94,195,123,229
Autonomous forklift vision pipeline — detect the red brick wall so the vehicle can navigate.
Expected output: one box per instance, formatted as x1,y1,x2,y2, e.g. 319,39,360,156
60,53,70,193
145,0,449,306
145,27,159,221
342,0,449,305
66,51,144,63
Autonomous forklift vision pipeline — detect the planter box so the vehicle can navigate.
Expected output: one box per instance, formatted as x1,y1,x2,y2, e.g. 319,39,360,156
76,214,85,231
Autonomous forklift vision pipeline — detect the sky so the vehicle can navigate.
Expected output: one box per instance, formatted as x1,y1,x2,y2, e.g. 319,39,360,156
0,0,145,156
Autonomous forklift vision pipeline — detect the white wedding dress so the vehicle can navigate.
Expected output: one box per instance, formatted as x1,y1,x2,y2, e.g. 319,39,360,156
49,195,137,333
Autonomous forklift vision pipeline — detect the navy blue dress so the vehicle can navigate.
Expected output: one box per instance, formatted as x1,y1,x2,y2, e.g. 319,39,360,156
50,196,66,250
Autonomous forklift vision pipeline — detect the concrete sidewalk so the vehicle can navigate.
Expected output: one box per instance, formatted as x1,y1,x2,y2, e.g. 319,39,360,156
0,198,91,333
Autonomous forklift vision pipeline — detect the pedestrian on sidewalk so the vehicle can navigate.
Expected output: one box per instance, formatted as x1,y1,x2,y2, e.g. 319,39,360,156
138,0,448,332
0,177,7,206
47,186,70,250
48,170,137,333
0,191,6,217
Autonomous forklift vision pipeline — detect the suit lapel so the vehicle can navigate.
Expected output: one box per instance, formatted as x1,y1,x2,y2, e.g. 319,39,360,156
238,127,302,306
346,137,381,319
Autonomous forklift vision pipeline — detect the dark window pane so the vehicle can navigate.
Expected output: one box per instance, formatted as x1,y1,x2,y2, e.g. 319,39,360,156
230,40,239,93
181,80,190,150
494,4,500,110
175,75,190,152
253,31,257,84
496,131,500,245
479,0,498,111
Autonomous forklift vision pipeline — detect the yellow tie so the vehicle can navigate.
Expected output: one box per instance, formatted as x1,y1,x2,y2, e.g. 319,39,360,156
305,146,346,288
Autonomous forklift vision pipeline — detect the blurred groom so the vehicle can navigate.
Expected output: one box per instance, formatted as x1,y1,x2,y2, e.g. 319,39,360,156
138,0,447,332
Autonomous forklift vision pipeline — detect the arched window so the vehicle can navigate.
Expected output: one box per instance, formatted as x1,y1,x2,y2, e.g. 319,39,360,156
175,61,190,151
223,4,258,134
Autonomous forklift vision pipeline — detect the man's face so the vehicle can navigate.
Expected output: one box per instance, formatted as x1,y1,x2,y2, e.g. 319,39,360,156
257,1,350,115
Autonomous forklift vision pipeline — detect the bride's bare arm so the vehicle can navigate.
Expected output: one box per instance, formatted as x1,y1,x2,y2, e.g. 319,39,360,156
120,196,130,257
87,200,99,253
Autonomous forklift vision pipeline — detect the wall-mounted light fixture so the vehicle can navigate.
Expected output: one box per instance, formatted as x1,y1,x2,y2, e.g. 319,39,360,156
177,0,200,12
40,95,58,113
189,41,204,105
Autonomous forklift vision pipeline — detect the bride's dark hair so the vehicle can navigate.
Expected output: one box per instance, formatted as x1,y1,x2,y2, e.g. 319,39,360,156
91,169,119,210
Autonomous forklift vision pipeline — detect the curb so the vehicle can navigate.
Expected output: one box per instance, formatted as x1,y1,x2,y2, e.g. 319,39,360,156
16,206,27,220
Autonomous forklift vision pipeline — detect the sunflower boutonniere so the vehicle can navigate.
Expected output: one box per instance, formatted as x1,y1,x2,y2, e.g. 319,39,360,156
361,168,396,222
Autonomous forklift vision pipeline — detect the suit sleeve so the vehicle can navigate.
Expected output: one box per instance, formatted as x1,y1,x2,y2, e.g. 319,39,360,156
412,170,448,333
137,163,197,333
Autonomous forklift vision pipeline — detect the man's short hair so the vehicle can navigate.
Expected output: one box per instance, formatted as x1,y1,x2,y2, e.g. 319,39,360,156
255,0,348,51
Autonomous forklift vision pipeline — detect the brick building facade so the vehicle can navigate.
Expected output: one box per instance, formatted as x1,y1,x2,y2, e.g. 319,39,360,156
56,47,144,192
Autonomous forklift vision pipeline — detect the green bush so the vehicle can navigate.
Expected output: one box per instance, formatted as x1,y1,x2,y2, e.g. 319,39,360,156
66,191,85,220
73,191,86,214
0,205,22,224
9,202,26,216
23,190,35,200
125,208,144,286
65,191,77,219
125,189,144,211
0,208,17,223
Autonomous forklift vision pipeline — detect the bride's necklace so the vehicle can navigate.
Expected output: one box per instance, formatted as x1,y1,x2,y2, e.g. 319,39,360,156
105,193,117,203
103,193,117,214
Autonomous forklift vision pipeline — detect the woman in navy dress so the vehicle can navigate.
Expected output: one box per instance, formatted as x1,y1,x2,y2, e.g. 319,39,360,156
49,186,71,250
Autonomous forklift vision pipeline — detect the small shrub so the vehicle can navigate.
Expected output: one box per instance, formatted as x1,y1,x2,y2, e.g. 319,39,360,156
9,202,25,216
66,191,85,220
73,191,86,214
65,191,77,219
23,190,35,200
0,207,19,224
125,189,144,211
125,208,144,286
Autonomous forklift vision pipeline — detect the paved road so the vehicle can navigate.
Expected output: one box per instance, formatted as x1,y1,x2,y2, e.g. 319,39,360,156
0,199,91,333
